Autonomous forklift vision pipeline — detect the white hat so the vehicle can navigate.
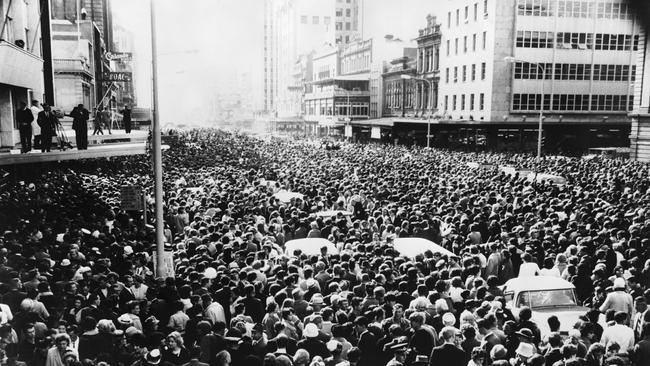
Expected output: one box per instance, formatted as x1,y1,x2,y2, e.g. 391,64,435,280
326,339,341,352
442,312,456,326
203,267,217,279
117,314,133,325
61,259,71,267
515,343,534,358
303,323,319,338
613,277,626,289
124,246,134,255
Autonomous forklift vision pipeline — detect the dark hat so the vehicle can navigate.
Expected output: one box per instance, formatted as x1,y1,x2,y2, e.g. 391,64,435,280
515,328,534,340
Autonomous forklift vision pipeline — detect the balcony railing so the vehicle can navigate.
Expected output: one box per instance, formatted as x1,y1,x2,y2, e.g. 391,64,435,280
53,58,92,75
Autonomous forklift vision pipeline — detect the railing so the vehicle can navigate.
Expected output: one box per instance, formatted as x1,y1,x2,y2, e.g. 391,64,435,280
53,58,91,73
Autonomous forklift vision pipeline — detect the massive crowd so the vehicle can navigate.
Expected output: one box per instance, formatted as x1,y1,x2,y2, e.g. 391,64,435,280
0,129,649,366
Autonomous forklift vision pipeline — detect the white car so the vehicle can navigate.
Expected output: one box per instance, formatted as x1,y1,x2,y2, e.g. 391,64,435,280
501,276,596,337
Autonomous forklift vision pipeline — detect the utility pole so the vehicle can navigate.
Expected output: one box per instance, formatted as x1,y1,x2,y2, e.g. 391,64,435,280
150,0,165,277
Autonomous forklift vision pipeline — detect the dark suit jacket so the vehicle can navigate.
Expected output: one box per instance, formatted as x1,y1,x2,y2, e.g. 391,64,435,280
429,343,469,366
37,111,58,136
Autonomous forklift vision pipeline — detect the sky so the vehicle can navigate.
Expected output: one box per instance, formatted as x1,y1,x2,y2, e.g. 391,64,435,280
110,0,437,124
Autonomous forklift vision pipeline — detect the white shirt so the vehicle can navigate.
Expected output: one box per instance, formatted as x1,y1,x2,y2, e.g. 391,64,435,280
30,106,41,135
540,267,561,277
518,262,541,277
601,323,635,352
204,302,226,325
633,309,648,339
130,284,148,301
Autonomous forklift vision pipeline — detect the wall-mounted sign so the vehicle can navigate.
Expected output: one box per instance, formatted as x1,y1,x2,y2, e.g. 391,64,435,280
105,52,132,61
101,72,133,82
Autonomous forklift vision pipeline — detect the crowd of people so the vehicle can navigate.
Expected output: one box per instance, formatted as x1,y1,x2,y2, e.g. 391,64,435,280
0,128,649,366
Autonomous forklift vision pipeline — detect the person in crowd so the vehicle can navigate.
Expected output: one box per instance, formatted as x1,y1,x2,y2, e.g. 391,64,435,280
30,99,42,149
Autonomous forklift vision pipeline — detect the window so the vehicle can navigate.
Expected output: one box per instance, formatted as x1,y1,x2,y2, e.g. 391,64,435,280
517,0,554,17
447,11,451,28
482,31,487,49
464,6,469,21
472,34,477,51
514,62,553,79
345,35,349,43
345,22,350,30
446,40,450,56
461,94,466,109
444,95,449,110
455,38,458,54
301,16,308,24
470,94,475,110
474,3,478,21
313,16,319,24
517,30,555,48
324,16,331,25
594,33,638,51
462,65,467,81
481,62,486,80
479,93,485,110
484,0,488,16
336,22,342,30
471,64,476,81
453,95,457,110
446,68,450,83
454,66,458,82
456,9,460,26
464,36,468,53
336,8,343,17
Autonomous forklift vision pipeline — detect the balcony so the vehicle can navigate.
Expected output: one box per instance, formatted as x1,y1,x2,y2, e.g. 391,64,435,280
0,41,43,88
305,88,370,100
54,58,93,78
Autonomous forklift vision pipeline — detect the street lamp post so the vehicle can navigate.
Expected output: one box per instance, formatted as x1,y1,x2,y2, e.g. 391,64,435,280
401,75,434,148
150,0,165,277
504,56,545,162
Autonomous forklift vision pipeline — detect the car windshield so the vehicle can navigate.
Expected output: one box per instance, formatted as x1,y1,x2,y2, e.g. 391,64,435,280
516,289,578,308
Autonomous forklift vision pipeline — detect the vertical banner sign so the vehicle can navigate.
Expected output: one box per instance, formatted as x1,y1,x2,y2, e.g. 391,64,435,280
152,250,175,278
345,125,353,137
371,127,381,139
120,186,144,211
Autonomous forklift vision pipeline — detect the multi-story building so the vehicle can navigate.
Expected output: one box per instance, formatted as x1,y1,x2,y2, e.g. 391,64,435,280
50,0,114,114
263,0,362,117
112,23,135,108
0,0,44,148
382,54,417,118
630,28,650,161
414,15,441,116
437,0,640,153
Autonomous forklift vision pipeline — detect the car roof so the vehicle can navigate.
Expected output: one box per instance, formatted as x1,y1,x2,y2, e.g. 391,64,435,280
503,276,575,292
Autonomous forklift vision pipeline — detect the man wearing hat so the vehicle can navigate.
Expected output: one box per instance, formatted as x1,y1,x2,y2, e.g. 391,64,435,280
599,278,633,315
36,104,58,153
386,337,408,366
297,323,330,359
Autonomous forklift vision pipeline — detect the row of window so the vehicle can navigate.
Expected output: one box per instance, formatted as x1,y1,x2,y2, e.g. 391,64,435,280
445,63,487,83
300,16,331,25
514,62,636,81
447,0,489,28
335,8,352,17
512,93,632,111
515,31,639,51
335,22,353,31
443,93,486,111
446,32,487,56
517,0,634,20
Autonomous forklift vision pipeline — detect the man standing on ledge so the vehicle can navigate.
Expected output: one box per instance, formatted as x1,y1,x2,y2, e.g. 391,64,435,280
30,100,42,149
17,102,34,153
70,104,90,150
121,105,132,134
37,104,58,153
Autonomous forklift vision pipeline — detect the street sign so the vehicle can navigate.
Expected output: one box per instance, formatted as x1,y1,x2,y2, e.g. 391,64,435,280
371,127,381,139
152,250,175,278
105,52,133,61
120,185,143,211
101,72,133,82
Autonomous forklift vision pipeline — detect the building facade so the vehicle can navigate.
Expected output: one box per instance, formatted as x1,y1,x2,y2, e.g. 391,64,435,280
414,15,441,116
436,0,639,153
0,0,44,148
630,28,650,161
263,0,362,117
50,0,113,114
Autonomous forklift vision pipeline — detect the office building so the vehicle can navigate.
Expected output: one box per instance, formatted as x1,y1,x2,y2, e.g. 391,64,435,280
0,0,44,148
263,0,362,117
436,0,640,152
